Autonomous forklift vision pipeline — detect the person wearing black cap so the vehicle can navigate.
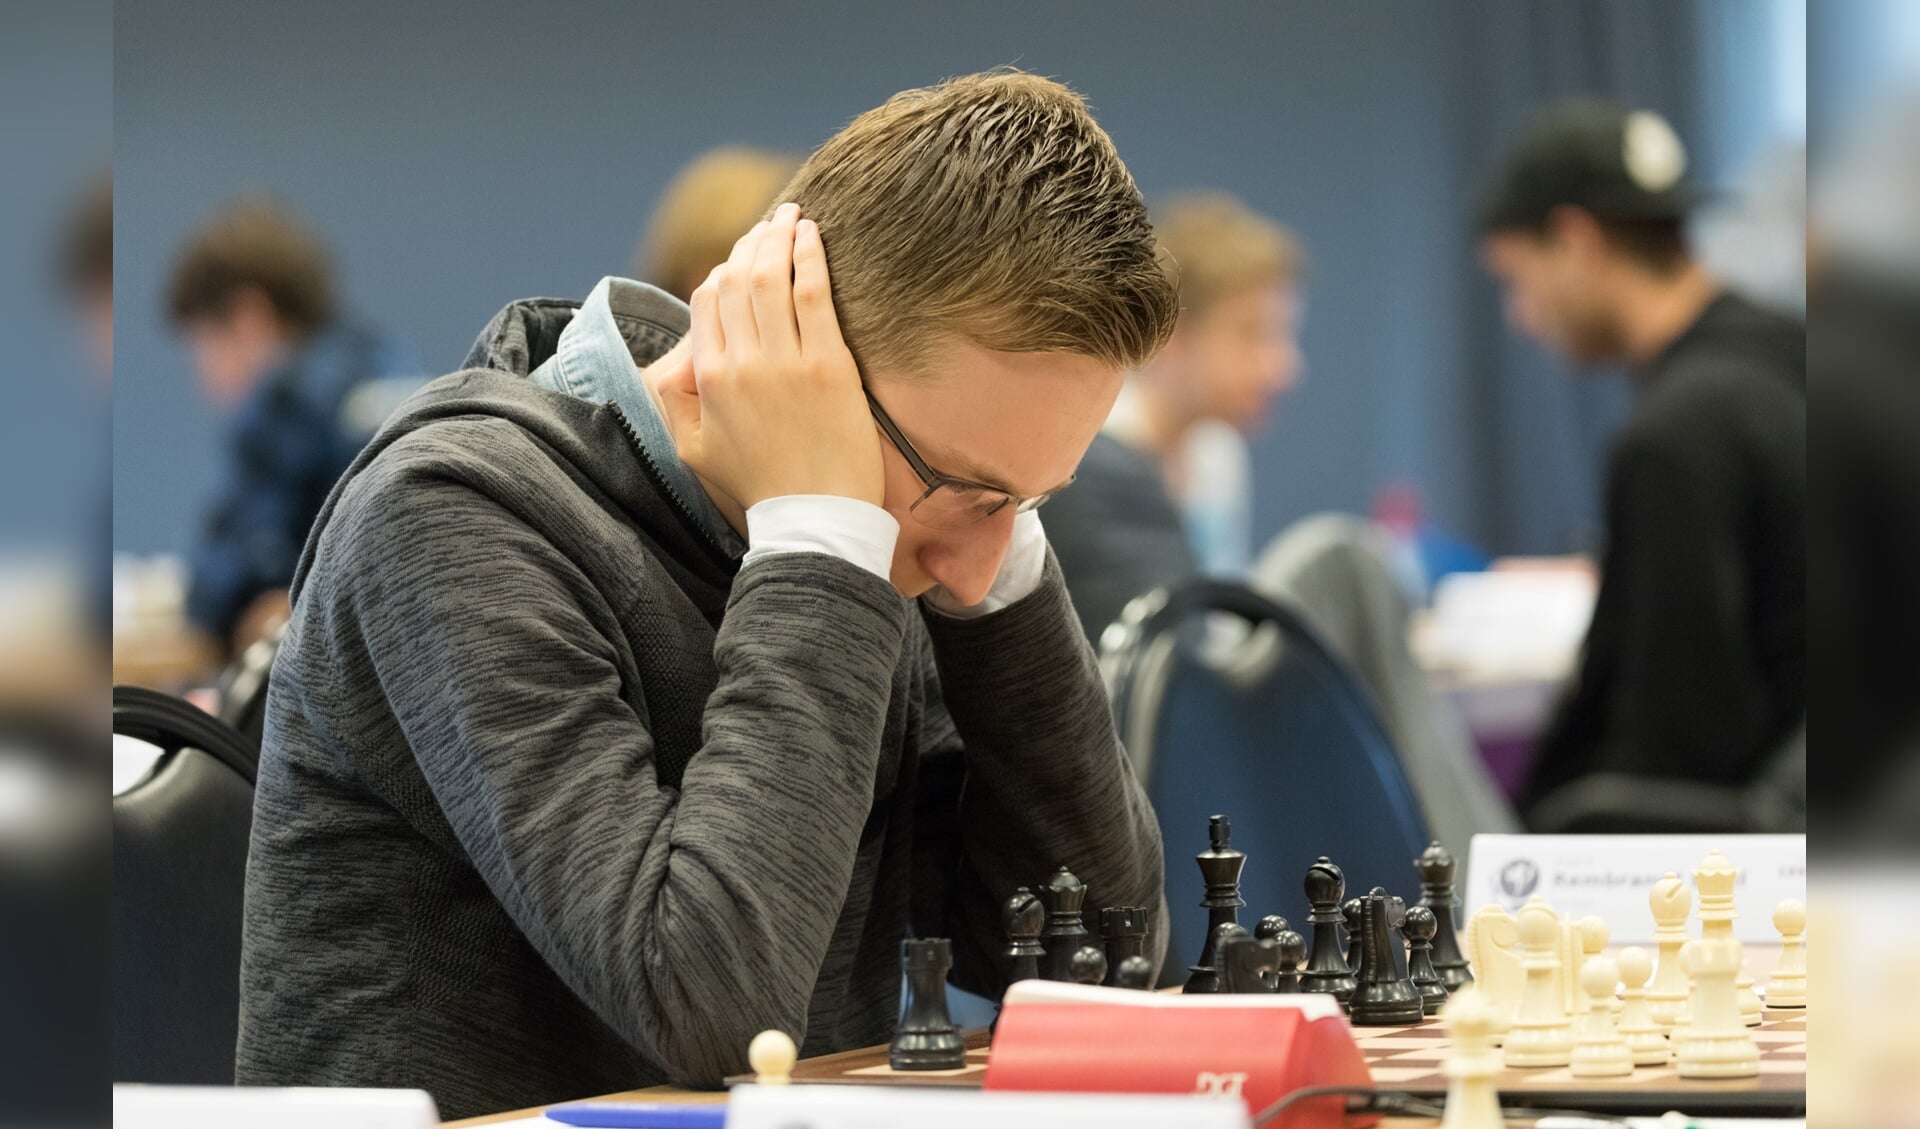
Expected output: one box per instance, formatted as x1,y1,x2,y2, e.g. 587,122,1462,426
1477,99,1805,825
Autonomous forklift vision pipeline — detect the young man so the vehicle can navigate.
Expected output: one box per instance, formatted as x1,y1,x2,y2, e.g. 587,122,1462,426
1046,191,1305,640
165,198,420,654
1476,100,1806,821
236,72,1176,1119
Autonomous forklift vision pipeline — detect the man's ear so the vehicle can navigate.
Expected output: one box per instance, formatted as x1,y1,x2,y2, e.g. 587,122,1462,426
1544,205,1606,260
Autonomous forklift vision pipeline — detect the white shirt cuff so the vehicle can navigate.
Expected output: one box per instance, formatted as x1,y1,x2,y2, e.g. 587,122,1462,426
742,495,900,583
924,509,1049,619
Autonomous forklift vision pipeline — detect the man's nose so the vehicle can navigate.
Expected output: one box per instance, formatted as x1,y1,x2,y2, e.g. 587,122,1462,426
920,508,1017,608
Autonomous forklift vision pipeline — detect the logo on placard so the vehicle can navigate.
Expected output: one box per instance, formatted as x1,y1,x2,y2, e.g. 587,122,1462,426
1498,858,1541,900
1195,1071,1248,1098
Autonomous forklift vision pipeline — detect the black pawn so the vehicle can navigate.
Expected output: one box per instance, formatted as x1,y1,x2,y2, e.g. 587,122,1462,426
1271,929,1308,993
1403,905,1449,1016
1184,815,1247,994
1100,906,1149,986
1415,840,1473,992
891,938,967,1069
1218,934,1280,994
1003,887,1045,983
1254,915,1291,991
1343,898,1365,975
1346,891,1424,1026
1069,945,1108,986
1036,867,1090,981
1115,954,1155,990
1300,856,1357,1002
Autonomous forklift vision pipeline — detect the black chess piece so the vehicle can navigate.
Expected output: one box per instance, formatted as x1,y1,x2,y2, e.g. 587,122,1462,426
1187,921,1250,995
1115,954,1156,990
1254,915,1291,990
1272,929,1308,993
1415,840,1474,992
1217,934,1281,994
1036,867,1091,981
1184,815,1247,994
891,938,968,1069
1069,945,1108,986
1343,897,1365,974
1300,856,1357,1002
1100,906,1149,986
1004,887,1045,983
1403,906,1450,1016
1346,891,1424,1026
1385,892,1412,982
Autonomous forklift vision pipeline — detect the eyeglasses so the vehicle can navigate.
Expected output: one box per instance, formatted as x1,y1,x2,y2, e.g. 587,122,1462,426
863,389,1074,530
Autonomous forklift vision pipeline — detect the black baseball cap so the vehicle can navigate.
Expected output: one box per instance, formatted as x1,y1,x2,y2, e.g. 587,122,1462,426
1477,98,1698,234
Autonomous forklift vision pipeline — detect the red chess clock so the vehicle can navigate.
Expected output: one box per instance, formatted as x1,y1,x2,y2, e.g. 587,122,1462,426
983,982,1379,1128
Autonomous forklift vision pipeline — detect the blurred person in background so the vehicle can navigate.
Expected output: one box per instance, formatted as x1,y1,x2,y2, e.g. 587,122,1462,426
635,146,800,303
1808,92,1920,846
1477,99,1806,824
166,196,420,659
1046,191,1306,641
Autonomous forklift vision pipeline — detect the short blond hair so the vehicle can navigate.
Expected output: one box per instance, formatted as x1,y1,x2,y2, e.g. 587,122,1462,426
639,147,801,302
776,70,1178,375
1154,191,1305,320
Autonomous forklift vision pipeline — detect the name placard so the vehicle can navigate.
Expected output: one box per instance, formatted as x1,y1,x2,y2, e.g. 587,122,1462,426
1463,834,1807,943
728,1085,1248,1129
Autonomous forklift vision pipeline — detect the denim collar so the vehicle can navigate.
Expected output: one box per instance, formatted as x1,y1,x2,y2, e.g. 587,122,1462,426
530,277,746,557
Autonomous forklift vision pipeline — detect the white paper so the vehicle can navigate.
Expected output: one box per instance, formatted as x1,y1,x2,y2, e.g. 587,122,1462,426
726,1084,1248,1129
112,1085,440,1128
1464,834,1807,943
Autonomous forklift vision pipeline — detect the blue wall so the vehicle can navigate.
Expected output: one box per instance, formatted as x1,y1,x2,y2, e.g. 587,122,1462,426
113,0,1795,560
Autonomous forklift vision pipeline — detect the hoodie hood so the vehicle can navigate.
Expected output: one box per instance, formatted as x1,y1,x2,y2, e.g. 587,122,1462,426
288,296,737,616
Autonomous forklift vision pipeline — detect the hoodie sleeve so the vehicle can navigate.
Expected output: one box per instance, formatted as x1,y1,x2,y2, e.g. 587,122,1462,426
907,546,1170,994
336,464,908,1087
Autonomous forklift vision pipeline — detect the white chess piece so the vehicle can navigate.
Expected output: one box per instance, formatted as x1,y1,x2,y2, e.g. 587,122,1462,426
1572,957,1633,1077
1463,904,1522,1044
1504,899,1573,1068
1647,871,1692,1029
1439,986,1505,1129
1692,849,1763,1028
1615,946,1671,1066
1767,898,1806,1009
749,1029,797,1084
1574,915,1621,1015
1674,937,1759,1078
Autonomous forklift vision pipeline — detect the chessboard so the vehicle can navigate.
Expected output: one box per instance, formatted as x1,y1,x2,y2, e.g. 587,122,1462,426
1350,1007,1806,1117
724,1014,1806,1118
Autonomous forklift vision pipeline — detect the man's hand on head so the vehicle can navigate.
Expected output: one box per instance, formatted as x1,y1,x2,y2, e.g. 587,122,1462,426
653,203,885,512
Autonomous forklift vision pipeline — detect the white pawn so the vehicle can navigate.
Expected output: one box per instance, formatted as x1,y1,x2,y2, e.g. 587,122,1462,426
1647,871,1692,1029
1439,986,1505,1129
1615,947,1671,1067
1674,937,1759,1079
1572,957,1633,1077
1574,915,1622,1015
1767,899,1806,1009
1504,898,1573,1068
749,1029,797,1084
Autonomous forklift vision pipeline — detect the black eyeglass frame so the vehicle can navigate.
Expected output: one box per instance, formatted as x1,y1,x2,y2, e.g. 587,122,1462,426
862,388,1074,525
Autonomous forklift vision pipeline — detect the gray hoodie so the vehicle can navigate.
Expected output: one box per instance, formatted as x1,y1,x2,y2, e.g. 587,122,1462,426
234,291,1168,1120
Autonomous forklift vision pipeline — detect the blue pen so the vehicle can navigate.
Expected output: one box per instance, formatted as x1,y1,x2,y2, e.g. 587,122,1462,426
542,1100,728,1128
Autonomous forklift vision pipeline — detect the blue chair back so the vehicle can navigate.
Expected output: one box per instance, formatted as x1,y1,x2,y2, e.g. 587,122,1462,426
1104,581,1430,981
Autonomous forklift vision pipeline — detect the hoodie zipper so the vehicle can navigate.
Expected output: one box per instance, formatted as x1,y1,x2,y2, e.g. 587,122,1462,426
605,400,733,564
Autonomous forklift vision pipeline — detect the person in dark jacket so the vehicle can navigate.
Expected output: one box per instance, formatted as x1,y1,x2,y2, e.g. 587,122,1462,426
237,72,1175,1119
166,196,421,655
1477,99,1805,821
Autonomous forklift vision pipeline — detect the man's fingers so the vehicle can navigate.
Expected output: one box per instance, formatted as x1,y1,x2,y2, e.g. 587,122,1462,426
792,218,849,356
689,266,726,377
749,203,802,356
716,220,765,350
